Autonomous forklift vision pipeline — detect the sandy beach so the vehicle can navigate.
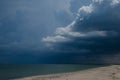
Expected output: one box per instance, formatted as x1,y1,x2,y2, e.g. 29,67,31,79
15,65,120,80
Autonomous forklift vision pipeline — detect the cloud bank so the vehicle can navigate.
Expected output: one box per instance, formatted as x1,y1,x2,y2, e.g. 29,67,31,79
42,0,120,63
0,0,73,50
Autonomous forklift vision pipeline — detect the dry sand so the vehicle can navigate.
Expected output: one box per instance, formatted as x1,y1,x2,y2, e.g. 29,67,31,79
15,65,120,80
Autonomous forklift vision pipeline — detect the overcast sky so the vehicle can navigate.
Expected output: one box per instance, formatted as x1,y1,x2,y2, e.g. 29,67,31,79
0,0,120,64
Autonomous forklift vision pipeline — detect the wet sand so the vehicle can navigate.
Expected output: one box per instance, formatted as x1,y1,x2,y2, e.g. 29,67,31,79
15,65,120,80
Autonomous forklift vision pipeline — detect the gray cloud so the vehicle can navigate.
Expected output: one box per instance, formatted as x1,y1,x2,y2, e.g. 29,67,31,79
43,0,120,63
0,0,73,50
43,0,120,43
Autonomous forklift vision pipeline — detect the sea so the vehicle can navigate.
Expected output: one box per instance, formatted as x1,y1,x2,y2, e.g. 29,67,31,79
0,64,105,80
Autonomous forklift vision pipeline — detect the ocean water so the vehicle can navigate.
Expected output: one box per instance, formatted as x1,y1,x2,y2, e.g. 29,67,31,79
0,64,105,80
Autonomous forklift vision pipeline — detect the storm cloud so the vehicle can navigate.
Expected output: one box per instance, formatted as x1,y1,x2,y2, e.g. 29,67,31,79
0,0,120,64
43,0,120,63
0,0,73,50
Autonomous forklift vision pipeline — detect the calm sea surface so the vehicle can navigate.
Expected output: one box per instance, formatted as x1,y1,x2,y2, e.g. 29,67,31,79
0,64,105,80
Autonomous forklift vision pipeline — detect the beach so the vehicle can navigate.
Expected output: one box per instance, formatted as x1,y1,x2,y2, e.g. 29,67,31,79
15,65,120,80
0,65,101,80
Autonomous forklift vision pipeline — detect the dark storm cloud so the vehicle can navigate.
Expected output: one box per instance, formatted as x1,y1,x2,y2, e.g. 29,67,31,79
43,0,120,63
0,0,73,50
0,0,79,63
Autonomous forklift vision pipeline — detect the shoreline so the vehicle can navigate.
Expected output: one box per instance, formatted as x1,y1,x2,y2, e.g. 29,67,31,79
15,65,120,80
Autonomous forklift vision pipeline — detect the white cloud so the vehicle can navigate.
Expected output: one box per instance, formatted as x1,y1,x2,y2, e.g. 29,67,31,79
111,0,120,5
42,35,70,43
43,29,108,43
56,28,85,37
55,21,82,37
78,4,94,14
85,31,107,37
92,0,120,5
92,0,104,3
42,0,120,47
41,0,120,64
77,4,94,18
56,29,107,37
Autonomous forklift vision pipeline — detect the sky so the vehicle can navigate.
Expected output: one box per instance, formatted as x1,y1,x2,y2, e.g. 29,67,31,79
0,0,120,64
